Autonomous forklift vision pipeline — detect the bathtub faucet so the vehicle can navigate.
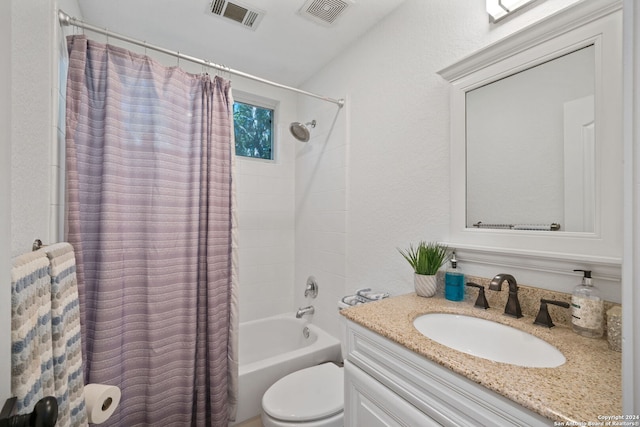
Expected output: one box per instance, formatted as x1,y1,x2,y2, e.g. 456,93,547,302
296,305,315,319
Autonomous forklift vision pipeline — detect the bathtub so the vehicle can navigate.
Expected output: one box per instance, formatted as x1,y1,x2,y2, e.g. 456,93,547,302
232,313,342,425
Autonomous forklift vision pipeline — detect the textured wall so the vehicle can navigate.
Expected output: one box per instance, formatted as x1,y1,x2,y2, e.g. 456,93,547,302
1,0,12,403
11,0,55,256
295,0,583,338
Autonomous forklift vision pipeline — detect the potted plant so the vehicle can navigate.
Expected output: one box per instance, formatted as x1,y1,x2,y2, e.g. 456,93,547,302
398,241,450,297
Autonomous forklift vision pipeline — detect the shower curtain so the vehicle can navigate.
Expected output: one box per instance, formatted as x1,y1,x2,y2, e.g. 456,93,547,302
64,35,239,426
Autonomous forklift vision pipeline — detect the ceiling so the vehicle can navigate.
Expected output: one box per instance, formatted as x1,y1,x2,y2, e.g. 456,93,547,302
76,0,406,87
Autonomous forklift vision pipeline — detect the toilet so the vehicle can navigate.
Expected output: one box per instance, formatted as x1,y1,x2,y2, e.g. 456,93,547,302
261,362,344,427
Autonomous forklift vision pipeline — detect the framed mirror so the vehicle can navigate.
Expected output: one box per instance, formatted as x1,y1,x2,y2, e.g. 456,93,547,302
438,0,622,266
466,44,595,233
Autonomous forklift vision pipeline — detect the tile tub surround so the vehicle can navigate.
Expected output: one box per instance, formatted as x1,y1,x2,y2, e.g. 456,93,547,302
340,293,621,424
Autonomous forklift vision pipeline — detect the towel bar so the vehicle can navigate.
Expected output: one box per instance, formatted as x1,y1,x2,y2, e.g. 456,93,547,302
32,239,46,251
472,222,561,231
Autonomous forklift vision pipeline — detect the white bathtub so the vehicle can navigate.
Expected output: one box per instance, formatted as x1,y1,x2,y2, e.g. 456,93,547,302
232,313,342,425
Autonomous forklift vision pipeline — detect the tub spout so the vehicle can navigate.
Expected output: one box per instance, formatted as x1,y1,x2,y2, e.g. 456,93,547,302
296,305,315,318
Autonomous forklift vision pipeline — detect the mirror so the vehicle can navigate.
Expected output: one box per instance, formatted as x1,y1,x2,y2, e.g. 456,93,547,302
465,45,595,233
438,0,622,264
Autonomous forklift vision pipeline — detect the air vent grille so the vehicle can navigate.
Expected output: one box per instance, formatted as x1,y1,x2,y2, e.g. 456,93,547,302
298,0,353,26
245,10,259,27
206,0,265,30
210,0,225,15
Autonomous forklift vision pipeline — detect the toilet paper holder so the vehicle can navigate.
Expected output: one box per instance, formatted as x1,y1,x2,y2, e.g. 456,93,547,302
0,396,58,427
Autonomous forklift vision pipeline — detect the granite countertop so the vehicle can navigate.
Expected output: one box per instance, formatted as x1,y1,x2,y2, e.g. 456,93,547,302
340,293,622,424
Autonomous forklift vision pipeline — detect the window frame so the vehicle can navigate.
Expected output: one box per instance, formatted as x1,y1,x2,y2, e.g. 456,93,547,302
232,91,279,163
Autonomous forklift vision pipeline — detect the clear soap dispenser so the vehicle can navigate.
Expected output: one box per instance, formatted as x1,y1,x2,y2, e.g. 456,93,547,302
445,251,464,301
571,269,604,338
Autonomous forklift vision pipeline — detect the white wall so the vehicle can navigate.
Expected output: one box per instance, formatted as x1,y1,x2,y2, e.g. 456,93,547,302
294,95,348,337
11,0,56,257
10,0,82,254
1,0,12,404
2,0,81,401
231,83,298,322
296,0,583,337
622,0,640,414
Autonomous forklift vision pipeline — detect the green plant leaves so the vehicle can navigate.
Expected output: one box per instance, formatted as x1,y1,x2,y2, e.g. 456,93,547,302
398,241,450,275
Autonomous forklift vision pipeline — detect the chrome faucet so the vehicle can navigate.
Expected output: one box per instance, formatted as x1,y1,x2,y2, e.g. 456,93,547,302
296,305,315,319
488,273,523,318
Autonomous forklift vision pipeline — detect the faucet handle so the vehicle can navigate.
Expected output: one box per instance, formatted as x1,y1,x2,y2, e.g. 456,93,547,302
304,276,318,298
465,282,490,310
533,299,570,328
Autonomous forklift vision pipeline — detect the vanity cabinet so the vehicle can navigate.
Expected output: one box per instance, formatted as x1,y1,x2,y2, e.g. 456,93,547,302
345,360,439,427
342,318,551,427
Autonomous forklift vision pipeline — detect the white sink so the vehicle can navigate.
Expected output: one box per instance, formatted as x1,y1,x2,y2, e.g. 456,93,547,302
413,313,565,368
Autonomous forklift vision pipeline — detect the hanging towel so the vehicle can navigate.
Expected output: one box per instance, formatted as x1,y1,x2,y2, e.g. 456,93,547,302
11,250,55,414
44,242,88,427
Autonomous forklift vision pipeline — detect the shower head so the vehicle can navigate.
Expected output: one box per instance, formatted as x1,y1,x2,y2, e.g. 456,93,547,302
289,120,316,142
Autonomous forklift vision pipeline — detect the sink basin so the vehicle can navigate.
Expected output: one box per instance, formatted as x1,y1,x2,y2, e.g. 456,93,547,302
413,313,565,368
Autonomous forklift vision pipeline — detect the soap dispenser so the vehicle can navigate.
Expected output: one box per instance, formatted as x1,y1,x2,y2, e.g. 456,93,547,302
445,251,464,301
571,269,604,338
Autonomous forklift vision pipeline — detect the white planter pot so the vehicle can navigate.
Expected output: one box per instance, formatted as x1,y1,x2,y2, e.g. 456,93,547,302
414,273,437,297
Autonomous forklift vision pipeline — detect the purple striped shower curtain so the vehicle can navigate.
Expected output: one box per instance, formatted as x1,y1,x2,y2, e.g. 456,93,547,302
64,35,239,426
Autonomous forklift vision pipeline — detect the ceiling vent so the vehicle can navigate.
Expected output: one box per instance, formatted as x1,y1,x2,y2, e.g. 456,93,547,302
298,0,354,27
206,0,265,31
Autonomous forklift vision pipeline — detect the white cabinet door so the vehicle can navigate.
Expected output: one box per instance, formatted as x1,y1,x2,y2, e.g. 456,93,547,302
344,360,440,427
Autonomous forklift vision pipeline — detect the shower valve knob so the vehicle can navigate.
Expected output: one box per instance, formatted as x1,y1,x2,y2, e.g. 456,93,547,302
305,276,318,298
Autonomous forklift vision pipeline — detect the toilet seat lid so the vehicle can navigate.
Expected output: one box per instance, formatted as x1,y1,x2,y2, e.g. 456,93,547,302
262,363,344,422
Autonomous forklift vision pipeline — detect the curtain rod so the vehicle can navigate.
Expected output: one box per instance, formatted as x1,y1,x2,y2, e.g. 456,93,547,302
57,10,345,108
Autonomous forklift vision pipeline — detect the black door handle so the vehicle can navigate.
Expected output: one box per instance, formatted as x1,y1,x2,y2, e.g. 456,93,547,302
0,396,58,427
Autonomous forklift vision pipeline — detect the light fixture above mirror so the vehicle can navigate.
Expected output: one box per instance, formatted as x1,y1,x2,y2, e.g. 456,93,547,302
486,0,537,22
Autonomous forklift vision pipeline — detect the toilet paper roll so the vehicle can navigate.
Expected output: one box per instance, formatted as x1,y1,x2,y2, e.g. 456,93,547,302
84,383,121,424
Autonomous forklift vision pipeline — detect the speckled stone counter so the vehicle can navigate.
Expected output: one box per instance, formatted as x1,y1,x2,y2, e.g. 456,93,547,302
340,292,622,424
